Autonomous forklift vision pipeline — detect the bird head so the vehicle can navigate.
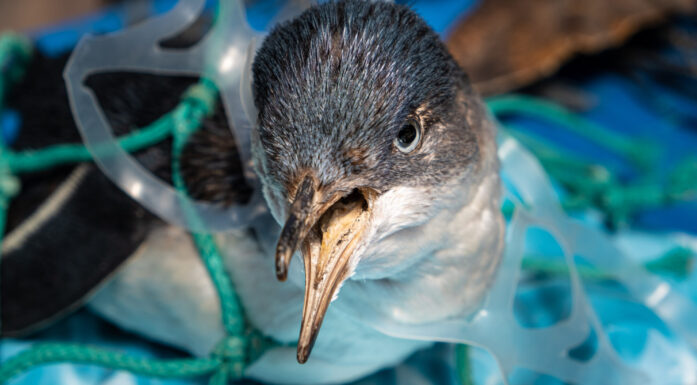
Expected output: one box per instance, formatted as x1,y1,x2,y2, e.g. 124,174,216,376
251,0,498,364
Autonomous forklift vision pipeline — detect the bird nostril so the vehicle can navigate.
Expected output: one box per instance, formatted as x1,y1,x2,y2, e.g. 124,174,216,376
338,189,367,209
316,189,368,245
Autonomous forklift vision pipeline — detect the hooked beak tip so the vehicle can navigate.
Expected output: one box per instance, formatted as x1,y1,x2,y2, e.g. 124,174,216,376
297,346,311,364
274,174,318,282
275,248,290,281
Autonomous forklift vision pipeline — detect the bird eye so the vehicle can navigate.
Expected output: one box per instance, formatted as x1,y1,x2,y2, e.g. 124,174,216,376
394,120,421,153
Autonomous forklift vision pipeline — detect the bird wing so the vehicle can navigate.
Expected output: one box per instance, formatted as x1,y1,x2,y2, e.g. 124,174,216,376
2,50,251,335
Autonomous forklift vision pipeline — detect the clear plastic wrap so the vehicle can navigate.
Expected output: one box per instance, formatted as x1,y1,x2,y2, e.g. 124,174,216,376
64,0,291,231
334,135,697,384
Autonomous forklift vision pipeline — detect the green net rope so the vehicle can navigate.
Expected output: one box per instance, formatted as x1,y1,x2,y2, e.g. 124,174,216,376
0,344,222,381
0,33,32,116
170,80,246,340
487,95,661,170
489,94,697,228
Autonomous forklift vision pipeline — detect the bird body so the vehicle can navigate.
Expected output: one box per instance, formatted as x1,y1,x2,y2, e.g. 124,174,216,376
91,2,504,383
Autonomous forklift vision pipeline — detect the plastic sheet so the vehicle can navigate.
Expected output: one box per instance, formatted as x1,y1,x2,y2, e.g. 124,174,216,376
64,0,300,232
334,134,697,384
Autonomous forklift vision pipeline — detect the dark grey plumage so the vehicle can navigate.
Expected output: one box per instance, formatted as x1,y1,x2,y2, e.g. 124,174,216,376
180,106,253,206
88,72,252,207
252,0,481,200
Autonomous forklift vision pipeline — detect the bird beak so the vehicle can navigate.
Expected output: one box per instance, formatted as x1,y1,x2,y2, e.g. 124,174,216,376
275,174,371,363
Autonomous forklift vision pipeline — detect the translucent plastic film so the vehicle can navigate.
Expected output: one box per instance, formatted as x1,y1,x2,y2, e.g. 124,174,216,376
336,135,697,384
64,0,308,231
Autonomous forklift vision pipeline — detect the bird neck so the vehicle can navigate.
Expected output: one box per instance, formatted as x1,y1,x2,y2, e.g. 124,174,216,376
336,161,505,326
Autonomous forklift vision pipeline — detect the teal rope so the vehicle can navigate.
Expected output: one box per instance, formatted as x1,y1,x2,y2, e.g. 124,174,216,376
489,96,697,227
487,94,660,170
0,344,221,381
194,231,247,338
170,79,249,383
170,79,247,338
0,33,32,112
455,345,474,385
645,247,695,278
0,32,31,340
668,157,697,201
6,115,173,173
503,125,613,179
521,246,694,281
